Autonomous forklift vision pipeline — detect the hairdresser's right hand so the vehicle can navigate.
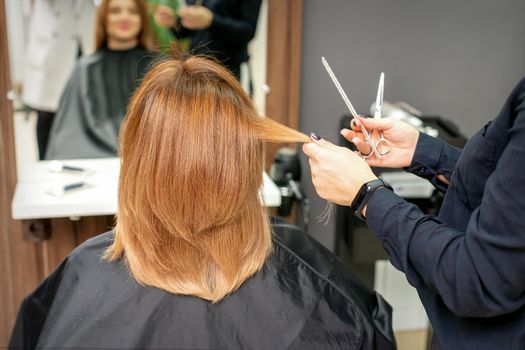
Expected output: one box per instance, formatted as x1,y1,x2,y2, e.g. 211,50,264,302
154,5,176,28
343,116,420,168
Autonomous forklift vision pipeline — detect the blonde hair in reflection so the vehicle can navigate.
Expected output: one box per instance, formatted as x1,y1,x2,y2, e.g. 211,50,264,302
105,56,309,302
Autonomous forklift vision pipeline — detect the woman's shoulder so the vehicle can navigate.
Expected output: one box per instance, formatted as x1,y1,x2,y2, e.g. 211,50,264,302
67,231,115,266
76,51,107,68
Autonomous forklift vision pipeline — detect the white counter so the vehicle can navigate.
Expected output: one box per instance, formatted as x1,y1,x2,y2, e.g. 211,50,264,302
12,158,281,220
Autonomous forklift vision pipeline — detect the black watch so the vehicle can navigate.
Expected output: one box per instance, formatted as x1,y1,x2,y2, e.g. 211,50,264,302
350,177,393,221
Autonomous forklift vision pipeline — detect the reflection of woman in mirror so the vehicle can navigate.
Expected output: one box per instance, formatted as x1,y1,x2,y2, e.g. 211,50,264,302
45,0,156,160
22,0,96,160
10,57,396,349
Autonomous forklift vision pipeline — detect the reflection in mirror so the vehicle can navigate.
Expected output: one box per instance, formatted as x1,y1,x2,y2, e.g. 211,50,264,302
7,0,267,170
44,0,156,160
8,0,97,163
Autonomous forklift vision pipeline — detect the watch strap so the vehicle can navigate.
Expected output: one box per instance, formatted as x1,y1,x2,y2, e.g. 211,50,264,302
352,178,392,220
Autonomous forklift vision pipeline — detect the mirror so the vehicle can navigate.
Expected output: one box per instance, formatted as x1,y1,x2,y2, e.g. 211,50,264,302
6,0,269,174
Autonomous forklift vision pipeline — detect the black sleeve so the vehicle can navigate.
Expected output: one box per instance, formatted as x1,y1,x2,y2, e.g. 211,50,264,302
172,18,193,40
8,259,67,350
172,0,262,44
207,0,262,44
405,132,462,193
366,102,525,317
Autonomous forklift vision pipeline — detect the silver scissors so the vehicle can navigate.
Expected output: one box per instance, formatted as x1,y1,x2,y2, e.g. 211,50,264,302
321,57,382,159
361,72,391,159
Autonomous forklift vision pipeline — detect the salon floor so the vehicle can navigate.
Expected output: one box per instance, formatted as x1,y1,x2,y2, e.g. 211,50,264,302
13,112,430,350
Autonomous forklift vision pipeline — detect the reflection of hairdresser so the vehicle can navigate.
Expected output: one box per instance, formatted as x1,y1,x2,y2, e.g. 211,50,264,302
45,0,156,160
10,56,396,349
303,77,525,349
22,0,96,160
154,0,261,80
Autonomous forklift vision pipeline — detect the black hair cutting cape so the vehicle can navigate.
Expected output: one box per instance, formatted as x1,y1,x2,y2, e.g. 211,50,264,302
9,221,396,350
44,47,156,160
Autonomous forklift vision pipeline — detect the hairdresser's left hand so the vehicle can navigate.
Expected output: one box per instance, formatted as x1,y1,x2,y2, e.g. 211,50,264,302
302,134,377,206
178,6,213,30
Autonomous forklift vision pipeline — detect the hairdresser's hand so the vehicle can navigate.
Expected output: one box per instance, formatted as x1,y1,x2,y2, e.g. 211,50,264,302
343,116,419,168
302,133,377,206
154,5,176,28
178,6,213,30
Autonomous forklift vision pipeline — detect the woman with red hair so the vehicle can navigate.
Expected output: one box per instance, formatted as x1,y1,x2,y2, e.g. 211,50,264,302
11,56,395,350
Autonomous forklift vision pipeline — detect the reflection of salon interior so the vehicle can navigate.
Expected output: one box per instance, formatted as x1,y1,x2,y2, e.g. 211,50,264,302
2,0,525,348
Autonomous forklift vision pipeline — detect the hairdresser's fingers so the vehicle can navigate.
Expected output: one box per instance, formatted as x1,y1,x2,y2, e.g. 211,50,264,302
365,157,382,167
181,18,198,29
155,6,176,27
309,132,341,151
354,115,396,131
342,128,369,154
350,117,361,132
315,138,341,151
157,5,174,15
341,128,368,145
351,137,372,156
340,128,357,142
302,142,322,161
177,6,193,17
308,158,318,177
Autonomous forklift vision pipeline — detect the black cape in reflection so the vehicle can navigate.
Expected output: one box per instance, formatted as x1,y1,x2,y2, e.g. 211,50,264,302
45,47,156,160
9,221,396,350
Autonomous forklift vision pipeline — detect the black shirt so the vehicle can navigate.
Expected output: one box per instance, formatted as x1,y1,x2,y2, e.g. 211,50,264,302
367,76,525,349
174,0,262,78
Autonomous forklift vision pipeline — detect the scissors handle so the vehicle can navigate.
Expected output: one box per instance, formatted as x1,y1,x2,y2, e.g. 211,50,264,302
359,132,391,159
375,135,391,155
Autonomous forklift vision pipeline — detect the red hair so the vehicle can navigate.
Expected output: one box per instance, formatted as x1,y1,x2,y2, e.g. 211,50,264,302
106,56,308,302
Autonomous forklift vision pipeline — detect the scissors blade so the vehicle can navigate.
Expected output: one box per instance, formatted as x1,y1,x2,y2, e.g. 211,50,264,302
321,57,359,118
321,57,381,158
374,72,384,119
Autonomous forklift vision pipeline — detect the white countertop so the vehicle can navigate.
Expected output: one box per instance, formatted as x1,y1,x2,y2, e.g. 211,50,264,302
12,158,282,220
